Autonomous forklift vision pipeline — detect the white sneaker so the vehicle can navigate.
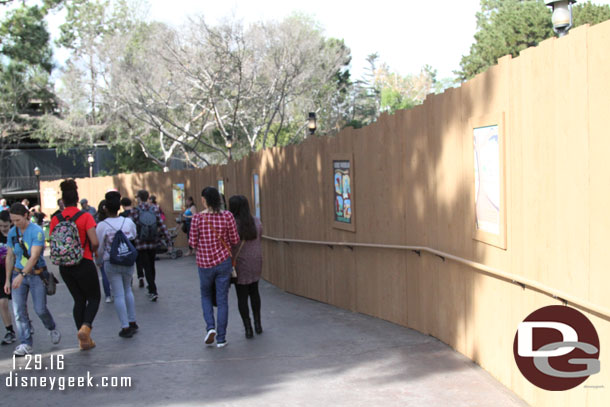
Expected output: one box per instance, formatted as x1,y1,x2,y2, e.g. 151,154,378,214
14,343,33,356
105,296,113,303
204,329,216,345
49,329,61,344
216,341,228,348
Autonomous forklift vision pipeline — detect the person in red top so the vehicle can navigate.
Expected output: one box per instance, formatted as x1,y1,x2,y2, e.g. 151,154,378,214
189,186,239,348
49,179,100,350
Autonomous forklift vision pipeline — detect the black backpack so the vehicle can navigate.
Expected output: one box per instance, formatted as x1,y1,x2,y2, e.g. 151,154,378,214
137,206,158,242
105,219,138,266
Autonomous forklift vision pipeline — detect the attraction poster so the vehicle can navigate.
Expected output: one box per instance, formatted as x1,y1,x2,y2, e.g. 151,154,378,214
253,174,261,219
333,160,352,224
172,183,185,212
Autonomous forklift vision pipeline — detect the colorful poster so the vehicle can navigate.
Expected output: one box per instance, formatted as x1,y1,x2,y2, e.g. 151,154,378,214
172,183,185,212
474,125,500,235
253,174,261,219
333,160,352,224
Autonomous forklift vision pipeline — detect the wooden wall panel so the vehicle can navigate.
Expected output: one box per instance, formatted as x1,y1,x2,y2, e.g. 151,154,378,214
37,21,610,407
587,22,610,312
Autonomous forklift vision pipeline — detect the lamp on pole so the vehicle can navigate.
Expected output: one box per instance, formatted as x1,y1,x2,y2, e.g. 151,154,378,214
226,136,233,161
307,112,317,137
545,0,576,37
87,153,95,177
34,166,41,206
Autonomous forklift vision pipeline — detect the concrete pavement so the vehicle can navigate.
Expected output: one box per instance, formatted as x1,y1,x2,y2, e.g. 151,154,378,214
0,253,528,406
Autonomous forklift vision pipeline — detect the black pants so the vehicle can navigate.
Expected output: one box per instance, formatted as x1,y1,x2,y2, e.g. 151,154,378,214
59,259,101,329
235,281,261,323
135,256,144,279
136,249,157,295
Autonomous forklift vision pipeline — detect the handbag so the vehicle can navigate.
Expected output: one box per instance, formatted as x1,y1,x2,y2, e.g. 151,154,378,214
203,214,243,284
40,269,59,296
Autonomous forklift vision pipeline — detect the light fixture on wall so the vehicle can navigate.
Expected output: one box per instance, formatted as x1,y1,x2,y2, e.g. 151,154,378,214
307,112,317,137
545,0,576,37
225,136,233,161
34,166,41,206
87,152,95,177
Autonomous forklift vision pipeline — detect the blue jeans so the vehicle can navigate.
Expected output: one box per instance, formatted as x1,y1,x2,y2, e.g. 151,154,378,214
198,258,232,342
11,270,57,346
100,264,112,298
104,261,136,329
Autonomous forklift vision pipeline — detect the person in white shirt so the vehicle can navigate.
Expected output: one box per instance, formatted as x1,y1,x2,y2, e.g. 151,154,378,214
95,191,139,338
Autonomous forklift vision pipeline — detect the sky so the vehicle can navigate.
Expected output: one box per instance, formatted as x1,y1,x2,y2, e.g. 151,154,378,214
37,0,610,81
144,0,610,80
146,0,482,80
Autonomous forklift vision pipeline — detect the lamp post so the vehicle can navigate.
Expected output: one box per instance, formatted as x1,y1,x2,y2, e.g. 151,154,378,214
545,0,576,37
307,112,317,137
34,166,41,207
87,153,95,177
226,136,233,161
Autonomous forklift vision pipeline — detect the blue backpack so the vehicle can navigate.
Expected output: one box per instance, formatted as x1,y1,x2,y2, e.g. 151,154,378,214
105,219,138,267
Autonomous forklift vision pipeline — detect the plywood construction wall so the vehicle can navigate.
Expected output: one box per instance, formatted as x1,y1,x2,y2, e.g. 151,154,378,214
40,22,610,407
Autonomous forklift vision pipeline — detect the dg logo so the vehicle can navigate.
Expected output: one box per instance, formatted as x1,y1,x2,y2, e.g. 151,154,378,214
513,305,600,391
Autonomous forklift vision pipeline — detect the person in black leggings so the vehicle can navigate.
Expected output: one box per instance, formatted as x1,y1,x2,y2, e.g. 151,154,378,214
228,195,264,338
49,179,100,350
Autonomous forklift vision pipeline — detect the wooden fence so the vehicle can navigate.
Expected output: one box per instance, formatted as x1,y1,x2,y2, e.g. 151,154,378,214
41,22,610,407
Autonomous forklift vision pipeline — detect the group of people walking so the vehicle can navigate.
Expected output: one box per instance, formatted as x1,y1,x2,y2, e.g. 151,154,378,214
1,180,263,354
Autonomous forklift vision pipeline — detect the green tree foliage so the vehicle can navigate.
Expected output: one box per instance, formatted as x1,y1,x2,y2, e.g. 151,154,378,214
57,0,135,125
573,0,610,26
0,2,59,144
458,0,610,81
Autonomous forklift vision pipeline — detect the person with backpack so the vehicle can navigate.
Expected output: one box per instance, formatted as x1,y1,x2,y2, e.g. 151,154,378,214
96,191,139,338
130,189,171,302
4,203,61,356
49,179,100,351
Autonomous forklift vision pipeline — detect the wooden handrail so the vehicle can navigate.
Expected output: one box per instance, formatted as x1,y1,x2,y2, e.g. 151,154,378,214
262,235,610,321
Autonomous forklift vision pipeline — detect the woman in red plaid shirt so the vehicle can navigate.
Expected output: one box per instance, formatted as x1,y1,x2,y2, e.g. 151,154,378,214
188,187,240,348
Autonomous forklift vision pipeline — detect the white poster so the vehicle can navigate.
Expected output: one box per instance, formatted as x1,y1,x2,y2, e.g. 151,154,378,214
474,125,500,235
253,174,261,219
43,188,57,210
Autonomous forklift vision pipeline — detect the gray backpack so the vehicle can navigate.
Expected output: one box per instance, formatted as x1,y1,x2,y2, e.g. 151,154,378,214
137,207,158,242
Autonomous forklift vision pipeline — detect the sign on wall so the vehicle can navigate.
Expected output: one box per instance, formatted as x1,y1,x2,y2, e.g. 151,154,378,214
332,154,355,232
43,188,57,210
172,183,185,212
253,173,261,219
472,113,506,249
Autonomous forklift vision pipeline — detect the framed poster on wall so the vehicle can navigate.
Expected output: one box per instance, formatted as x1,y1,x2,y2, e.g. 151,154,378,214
172,183,185,212
253,173,261,219
332,153,355,232
471,113,506,249
217,179,225,209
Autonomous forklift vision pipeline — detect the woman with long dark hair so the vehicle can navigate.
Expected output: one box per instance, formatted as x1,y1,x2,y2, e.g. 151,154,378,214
228,195,263,338
49,179,100,350
188,187,239,348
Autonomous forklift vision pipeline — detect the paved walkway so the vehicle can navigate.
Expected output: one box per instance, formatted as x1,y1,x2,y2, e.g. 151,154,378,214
0,253,528,406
